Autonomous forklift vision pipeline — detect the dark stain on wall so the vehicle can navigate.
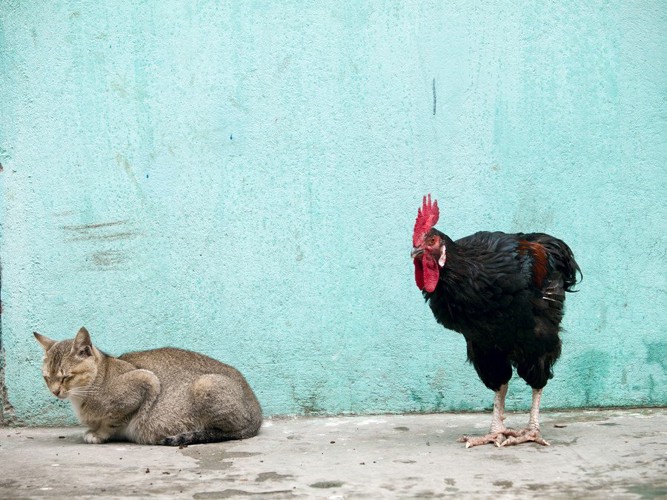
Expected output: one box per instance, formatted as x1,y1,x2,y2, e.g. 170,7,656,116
0,260,18,426
645,342,667,373
571,349,612,406
0,363,18,426
295,393,325,416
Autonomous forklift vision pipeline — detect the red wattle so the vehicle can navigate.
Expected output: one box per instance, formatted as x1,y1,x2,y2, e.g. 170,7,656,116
422,253,440,292
414,258,424,289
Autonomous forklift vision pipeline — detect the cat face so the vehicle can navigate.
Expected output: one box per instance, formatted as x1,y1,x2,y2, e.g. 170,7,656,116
35,328,99,400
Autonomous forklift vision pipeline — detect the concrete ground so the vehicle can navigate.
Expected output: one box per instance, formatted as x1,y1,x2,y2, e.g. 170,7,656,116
1,409,666,499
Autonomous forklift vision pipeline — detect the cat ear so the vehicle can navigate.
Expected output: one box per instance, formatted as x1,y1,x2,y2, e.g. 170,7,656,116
73,327,93,357
34,332,56,351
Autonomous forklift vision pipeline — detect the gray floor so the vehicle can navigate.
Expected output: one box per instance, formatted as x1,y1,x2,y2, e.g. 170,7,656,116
1,408,666,499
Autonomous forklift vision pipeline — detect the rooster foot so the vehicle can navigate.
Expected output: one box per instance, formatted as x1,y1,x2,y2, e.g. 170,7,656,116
498,428,550,447
458,427,549,448
457,430,513,448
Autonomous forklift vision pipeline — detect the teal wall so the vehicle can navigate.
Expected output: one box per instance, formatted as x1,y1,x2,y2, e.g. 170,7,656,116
1,1,665,425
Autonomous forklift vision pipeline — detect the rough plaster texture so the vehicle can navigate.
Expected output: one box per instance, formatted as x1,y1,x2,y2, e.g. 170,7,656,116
0,1,665,425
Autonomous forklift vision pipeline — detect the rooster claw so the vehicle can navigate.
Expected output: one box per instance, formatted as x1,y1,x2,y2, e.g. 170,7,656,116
458,431,510,448
498,428,550,447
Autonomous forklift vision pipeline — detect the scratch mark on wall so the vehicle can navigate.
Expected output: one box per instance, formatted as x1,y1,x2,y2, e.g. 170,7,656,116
53,210,77,218
116,153,145,201
62,220,139,242
62,220,128,232
90,250,128,268
62,220,137,242
68,232,137,242
61,222,138,270
432,78,437,115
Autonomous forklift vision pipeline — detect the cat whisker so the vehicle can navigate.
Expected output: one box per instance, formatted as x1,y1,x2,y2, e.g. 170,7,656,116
68,387,98,398
70,389,96,395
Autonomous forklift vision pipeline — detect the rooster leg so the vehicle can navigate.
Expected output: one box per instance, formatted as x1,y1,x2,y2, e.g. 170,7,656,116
458,383,512,448
499,388,550,447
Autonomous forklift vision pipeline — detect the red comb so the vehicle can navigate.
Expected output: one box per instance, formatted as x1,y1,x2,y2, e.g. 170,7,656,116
413,194,439,246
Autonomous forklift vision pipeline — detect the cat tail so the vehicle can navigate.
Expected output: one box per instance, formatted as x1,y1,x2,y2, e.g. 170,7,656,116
160,427,257,446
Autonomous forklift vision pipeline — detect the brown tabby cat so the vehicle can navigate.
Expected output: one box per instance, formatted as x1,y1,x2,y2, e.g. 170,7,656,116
34,327,262,445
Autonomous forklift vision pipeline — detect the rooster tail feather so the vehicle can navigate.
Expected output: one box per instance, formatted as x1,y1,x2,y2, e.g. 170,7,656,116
545,238,581,292
524,233,581,292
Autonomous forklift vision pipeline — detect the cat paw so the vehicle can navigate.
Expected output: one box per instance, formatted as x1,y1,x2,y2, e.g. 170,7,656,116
84,431,107,444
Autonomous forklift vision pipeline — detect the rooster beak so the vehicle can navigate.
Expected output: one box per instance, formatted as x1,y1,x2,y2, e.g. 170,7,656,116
411,247,423,259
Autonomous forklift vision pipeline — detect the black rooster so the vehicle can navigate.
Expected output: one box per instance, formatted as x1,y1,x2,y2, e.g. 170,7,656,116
411,195,580,447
